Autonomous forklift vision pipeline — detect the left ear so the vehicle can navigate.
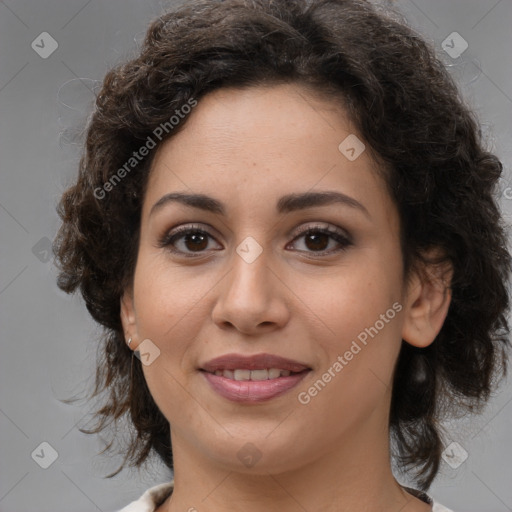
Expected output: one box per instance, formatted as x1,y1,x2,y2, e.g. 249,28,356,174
120,287,139,348
401,248,453,348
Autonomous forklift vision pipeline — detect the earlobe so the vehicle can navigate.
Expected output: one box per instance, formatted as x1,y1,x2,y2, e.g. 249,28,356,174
401,253,453,349
120,290,138,345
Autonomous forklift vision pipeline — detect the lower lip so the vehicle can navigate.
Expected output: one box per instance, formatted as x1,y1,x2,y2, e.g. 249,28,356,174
201,370,310,403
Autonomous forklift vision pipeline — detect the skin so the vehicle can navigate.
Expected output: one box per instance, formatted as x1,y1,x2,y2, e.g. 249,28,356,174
121,83,452,512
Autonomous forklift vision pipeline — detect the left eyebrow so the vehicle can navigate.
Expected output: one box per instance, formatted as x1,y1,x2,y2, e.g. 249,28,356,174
150,190,370,219
276,191,370,219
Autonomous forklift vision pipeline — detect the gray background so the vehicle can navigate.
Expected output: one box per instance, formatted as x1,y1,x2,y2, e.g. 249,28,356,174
1,0,511,511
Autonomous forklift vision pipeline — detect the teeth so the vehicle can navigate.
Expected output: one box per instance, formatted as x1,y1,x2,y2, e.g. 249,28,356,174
249,369,268,381
268,368,281,379
234,369,251,381
212,368,294,380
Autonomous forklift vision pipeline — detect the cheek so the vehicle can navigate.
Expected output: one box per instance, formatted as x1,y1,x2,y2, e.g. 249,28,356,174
131,256,204,416
296,288,403,436
315,255,403,349
131,253,223,398
132,254,206,337
306,252,404,408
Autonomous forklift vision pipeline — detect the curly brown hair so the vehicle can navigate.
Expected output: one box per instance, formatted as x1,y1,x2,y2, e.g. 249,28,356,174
53,0,511,491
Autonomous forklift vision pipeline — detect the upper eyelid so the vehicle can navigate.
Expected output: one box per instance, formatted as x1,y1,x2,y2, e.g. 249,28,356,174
292,223,351,239
163,221,347,237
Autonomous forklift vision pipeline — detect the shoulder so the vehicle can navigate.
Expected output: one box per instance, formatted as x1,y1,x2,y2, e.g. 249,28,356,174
115,481,174,512
402,485,455,512
432,501,455,512
114,481,455,512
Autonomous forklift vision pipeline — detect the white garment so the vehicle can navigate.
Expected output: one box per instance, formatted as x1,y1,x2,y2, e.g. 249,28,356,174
116,481,456,512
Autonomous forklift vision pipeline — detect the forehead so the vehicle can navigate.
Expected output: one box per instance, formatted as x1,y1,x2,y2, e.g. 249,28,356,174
142,83,396,228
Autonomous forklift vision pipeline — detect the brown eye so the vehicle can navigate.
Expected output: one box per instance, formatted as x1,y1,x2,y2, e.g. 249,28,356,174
303,232,330,251
158,225,221,257
288,225,353,256
180,231,209,252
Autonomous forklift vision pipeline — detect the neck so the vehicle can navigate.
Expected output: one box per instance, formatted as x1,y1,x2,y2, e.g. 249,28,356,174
162,408,430,512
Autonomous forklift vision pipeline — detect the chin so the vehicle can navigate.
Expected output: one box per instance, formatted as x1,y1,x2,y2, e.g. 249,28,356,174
200,431,311,475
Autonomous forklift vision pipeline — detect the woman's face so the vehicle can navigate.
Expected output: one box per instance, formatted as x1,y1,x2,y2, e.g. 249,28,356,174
122,83,414,474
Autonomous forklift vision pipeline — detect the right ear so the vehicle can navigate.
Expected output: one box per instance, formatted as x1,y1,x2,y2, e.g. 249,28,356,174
120,289,138,348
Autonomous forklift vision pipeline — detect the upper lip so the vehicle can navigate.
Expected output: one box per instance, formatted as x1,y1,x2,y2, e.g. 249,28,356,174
200,353,311,373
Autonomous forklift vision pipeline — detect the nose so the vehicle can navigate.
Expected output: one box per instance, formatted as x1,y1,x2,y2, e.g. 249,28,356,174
211,244,291,335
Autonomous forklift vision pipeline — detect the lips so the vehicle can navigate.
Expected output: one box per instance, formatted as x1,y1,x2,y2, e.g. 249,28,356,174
200,353,310,373
199,353,311,403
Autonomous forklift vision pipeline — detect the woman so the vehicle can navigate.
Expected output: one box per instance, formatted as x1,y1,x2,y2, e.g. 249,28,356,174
53,0,511,511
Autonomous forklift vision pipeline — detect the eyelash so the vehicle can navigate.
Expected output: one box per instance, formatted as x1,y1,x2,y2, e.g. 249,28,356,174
157,223,353,258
